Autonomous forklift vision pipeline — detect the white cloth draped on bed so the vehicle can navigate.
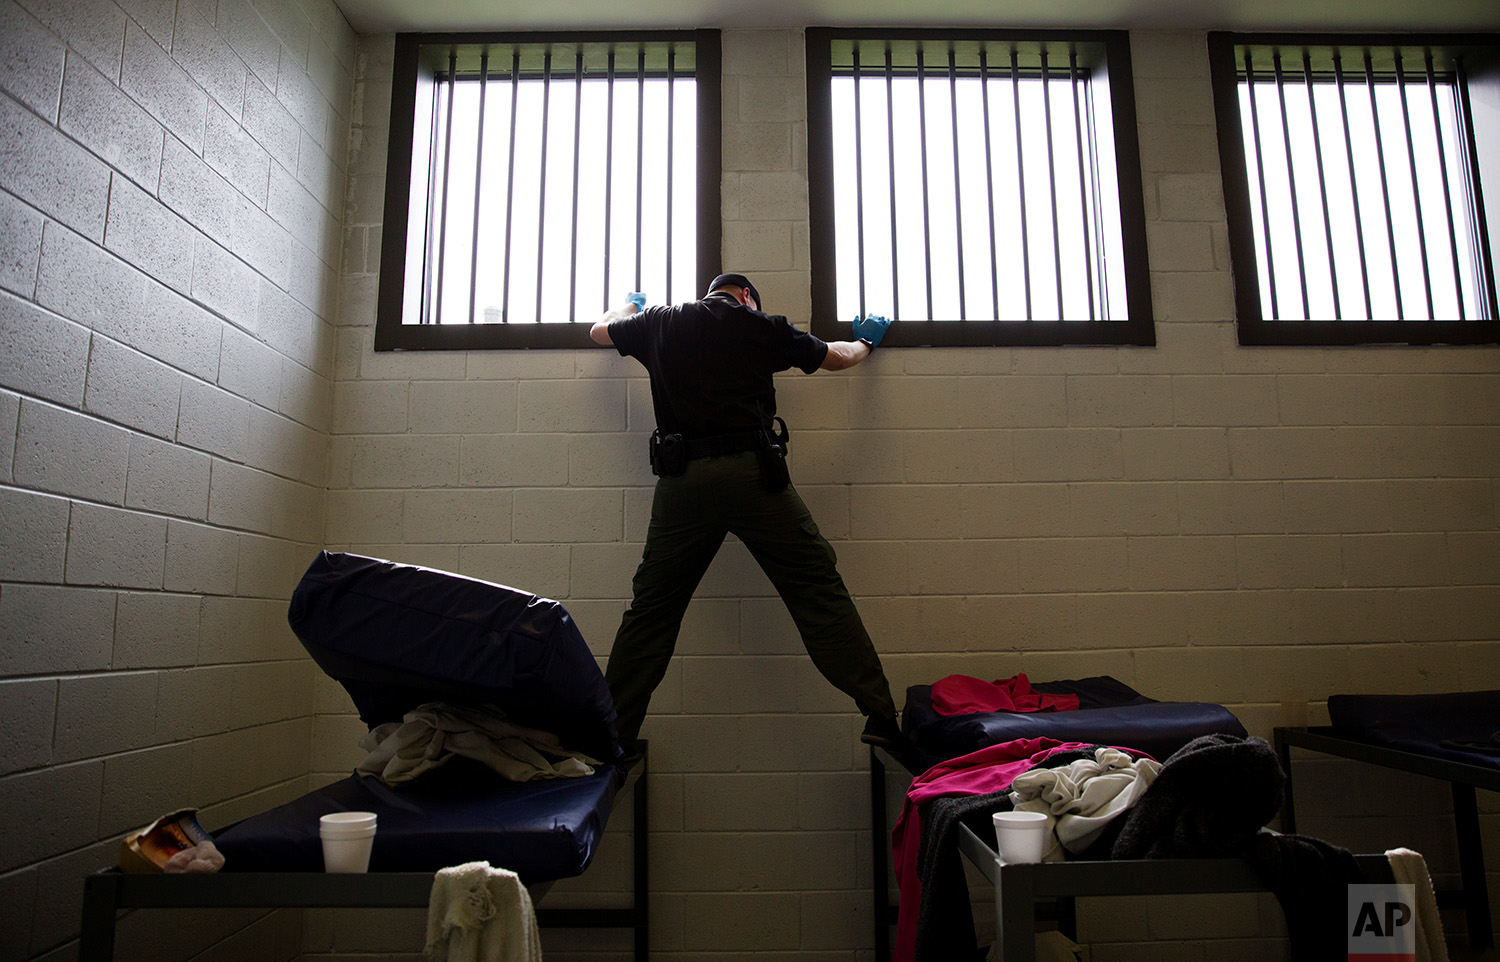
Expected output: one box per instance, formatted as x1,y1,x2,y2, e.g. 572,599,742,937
359,702,599,785
1009,747,1162,860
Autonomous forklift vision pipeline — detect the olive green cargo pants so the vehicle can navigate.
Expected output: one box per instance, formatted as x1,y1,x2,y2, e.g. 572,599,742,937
604,451,898,747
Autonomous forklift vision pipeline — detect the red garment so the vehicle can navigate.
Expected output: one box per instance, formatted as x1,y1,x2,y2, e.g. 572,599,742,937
930,672,1081,715
891,738,1090,962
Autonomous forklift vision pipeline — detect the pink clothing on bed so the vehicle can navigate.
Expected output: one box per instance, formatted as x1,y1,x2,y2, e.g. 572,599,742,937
930,673,1081,715
891,737,1091,962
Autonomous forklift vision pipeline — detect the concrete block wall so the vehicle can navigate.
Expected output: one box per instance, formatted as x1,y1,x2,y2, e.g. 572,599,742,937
0,0,351,957
321,26,1500,961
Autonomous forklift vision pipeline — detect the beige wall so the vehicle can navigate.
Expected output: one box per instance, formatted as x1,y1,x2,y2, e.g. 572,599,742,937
0,0,351,957
1,9,1498,962
319,26,1500,961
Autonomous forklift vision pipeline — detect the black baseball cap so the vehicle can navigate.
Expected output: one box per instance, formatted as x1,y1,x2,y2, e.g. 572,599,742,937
706,273,762,312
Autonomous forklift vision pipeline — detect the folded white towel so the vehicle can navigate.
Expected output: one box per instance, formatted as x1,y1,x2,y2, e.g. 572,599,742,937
1387,847,1449,962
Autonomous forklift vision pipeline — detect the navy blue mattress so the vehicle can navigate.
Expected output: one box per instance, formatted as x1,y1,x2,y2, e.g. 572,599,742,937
1329,690,1500,770
289,551,620,764
902,676,1247,771
215,759,624,881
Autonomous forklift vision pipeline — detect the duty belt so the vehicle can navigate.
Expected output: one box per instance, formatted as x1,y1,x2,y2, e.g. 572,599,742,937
682,431,761,460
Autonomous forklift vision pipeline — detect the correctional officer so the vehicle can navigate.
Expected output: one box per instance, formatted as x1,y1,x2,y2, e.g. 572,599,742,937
590,273,902,754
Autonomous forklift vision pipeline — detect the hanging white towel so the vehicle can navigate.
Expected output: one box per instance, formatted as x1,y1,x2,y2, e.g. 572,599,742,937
1009,748,1162,860
359,703,598,785
425,861,543,962
1387,847,1449,962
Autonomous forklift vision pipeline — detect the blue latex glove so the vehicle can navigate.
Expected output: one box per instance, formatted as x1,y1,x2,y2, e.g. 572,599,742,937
852,313,893,348
626,292,647,311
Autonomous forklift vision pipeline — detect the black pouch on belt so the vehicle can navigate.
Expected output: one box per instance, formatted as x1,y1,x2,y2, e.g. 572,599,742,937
650,430,686,477
755,414,791,492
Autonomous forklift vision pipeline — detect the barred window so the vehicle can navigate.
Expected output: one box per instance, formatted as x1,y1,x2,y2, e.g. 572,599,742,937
805,29,1155,347
1209,33,1500,344
375,31,722,351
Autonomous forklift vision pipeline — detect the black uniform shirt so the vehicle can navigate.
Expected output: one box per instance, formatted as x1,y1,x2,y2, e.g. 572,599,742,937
609,292,829,438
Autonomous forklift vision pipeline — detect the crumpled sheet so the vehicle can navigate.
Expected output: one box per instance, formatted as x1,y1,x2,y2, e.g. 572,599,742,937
359,702,599,785
1008,746,1162,859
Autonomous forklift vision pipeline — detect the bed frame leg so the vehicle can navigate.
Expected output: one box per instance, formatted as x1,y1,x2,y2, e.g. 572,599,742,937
79,871,120,962
633,741,650,962
996,866,1036,962
1451,782,1494,951
870,746,890,962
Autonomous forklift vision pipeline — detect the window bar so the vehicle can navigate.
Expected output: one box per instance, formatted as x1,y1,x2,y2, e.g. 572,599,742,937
1333,50,1373,318
1272,50,1311,319
1069,50,1095,321
1301,50,1341,319
1364,49,1404,319
853,47,867,319
665,46,675,304
1011,49,1032,320
1244,50,1281,319
501,49,521,322
602,50,616,311
1395,50,1435,319
533,50,553,323
947,47,966,320
1040,48,1063,319
979,49,1000,319
421,73,443,324
634,47,645,291
1425,49,1466,319
916,47,934,320
568,50,583,322
885,47,900,317
1084,65,1107,316
435,48,458,325
467,52,489,324
1454,54,1496,320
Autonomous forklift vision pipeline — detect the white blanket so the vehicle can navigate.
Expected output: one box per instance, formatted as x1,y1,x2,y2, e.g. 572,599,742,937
1009,747,1162,860
358,703,598,785
426,860,542,962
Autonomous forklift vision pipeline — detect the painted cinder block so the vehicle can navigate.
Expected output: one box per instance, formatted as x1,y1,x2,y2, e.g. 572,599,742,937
517,380,627,433
57,49,165,191
0,96,112,241
121,22,208,151
103,178,197,296
1171,374,1278,426
0,391,14,485
408,379,517,436
66,500,168,588
53,670,160,763
1236,534,1344,589
113,590,201,668
1123,427,1231,480
957,483,1072,539
1177,480,1287,535
14,400,130,503
1127,534,1237,591
0,677,57,776
127,280,228,383
205,103,272,210
219,324,283,410
0,760,105,873
172,0,249,117
124,433,212,520
0,583,116,675
1069,482,1180,536
0,191,43,299
276,48,328,147
456,433,569,488
208,458,277,532
84,336,184,440
402,488,512,544
165,519,241,594
98,741,196,836
0,1,66,121
0,287,91,407
0,487,70,583
153,665,235,740
178,378,252,461
511,488,622,544
1341,532,1452,588
219,0,283,93
1014,428,1125,482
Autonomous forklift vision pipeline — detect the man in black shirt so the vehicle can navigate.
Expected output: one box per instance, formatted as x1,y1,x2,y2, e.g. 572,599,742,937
590,273,902,753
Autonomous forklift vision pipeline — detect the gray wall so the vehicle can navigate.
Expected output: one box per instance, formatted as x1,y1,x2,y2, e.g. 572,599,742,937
0,0,351,957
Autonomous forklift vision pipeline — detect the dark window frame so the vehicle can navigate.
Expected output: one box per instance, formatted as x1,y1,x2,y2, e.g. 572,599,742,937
805,27,1155,348
1208,31,1500,346
375,29,723,352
